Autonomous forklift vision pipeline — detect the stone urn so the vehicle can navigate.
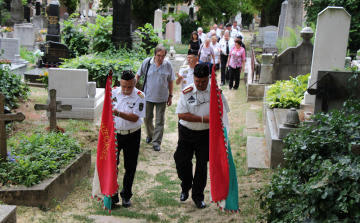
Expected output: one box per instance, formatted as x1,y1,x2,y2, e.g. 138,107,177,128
283,108,300,128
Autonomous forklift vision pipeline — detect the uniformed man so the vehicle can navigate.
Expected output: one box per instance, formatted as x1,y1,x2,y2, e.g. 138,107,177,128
111,70,146,208
174,63,230,209
176,50,198,91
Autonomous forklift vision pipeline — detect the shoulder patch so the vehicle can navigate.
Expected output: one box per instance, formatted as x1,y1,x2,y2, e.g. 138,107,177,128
137,91,144,98
182,86,193,94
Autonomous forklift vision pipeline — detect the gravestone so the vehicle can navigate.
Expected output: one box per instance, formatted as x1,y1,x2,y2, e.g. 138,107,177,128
258,25,278,42
263,31,277,48
40,41,69,64
46,0,61,42
283,0,303,38
272,27,314,82
33,15,48,28
47,68,105,119
10,0,24,23
24,5,31,23
165,15,176,43
0,93,25,162
0,38,20,62
154,9,163,39
259,54,273,84
303,7,351,105
13,23,36,50
0,205,17,222
175,21,182,44
132,30,142,51
36,0,41,15
34,89,72,131
112,0,132,50
277,0,288,38
63,12,69,21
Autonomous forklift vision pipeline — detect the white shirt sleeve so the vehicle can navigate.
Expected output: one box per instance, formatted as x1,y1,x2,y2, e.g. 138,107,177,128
132,96,146,118
175,92,189,114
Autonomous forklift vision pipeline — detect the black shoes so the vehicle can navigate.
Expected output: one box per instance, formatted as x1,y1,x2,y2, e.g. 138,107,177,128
146,136,152,143
194,200,206,208
122,198,131,208
153,145,161,151
180,191,189,201
220,82,225,86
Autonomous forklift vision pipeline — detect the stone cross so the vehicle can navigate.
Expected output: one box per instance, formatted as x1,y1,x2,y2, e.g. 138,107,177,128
0,93,26,162
34,89,72,131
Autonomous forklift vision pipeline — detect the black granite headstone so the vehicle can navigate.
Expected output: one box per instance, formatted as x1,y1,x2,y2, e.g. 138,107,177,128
36,0,41,16
112,0,132,50
24,5,30,22
40,41,69,64
46,1,60,42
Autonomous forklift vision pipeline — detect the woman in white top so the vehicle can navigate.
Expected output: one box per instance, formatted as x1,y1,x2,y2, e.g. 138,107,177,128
210,36,221,72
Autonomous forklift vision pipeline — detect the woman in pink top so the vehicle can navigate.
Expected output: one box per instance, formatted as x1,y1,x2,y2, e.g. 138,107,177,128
226,39,245,90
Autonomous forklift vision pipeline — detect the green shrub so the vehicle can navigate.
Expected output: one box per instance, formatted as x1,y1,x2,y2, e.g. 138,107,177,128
60,48,147,87
2,132,83,187
61,14,90,58
265,73,309,109
19,46,35,64
258,99,360,222
84,15,113,53
0,65,30,108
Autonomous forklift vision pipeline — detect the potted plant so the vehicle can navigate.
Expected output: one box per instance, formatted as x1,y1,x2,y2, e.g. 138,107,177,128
40,29,47,41
1,27,11,38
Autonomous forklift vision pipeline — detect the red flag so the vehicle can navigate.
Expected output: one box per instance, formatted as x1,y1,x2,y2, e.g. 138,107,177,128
209,65,230,201
95,74,118,197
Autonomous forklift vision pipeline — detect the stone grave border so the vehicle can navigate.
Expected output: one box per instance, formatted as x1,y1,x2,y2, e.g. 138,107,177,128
0,149,91,208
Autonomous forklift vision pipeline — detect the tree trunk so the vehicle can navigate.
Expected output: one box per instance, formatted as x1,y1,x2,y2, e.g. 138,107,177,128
260,9,266,27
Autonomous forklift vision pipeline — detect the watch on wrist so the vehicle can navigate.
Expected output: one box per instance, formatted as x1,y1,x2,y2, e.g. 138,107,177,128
169,95,173,97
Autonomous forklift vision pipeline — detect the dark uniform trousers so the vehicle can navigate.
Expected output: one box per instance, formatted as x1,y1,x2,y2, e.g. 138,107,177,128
220,54,229,83
174,123,209,202
112,128,141,203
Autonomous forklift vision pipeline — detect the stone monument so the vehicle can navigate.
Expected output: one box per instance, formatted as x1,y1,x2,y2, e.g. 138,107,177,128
112,0,132,50
154,9,163,39
277,0,288,38
10,0,24,24
175,21,182,44
46,0,61,42
303,7,351,105
283,0,303,38
165,15,176,43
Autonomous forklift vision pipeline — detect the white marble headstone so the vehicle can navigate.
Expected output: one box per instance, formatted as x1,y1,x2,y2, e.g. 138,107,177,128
175,21,182,44
278,0,288,38
165,15,176,44
283,0,303,38
264,31,278,48
0,38,20,61
304,7,351,104
154,9,163,39
48,68,88,98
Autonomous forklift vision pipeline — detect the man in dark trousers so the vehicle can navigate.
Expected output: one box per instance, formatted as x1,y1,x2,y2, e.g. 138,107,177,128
174,63,229,209
219,30,235,86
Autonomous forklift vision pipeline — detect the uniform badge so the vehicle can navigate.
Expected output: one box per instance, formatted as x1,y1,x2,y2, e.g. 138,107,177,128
183,80,186,84
183,70,188,74
188,96,195,103
139,103,144,111
112,97,118,102
137,91,144,98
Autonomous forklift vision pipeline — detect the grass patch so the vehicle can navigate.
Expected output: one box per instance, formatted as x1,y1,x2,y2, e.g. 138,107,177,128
178,215,191,223
72,215,95,222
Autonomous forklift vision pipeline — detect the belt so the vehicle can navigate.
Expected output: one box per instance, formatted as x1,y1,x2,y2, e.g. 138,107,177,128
117,126,141,135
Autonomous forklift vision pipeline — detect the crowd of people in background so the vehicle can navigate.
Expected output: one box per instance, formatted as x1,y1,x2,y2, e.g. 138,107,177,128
187,21,246,89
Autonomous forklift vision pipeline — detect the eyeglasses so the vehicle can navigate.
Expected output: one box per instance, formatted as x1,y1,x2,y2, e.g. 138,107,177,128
196,92,210,106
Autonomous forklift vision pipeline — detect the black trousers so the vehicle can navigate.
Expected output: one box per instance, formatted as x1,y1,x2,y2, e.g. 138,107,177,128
220,54,229,82
229,66,241,89
112,128,141,202
174,124,209,202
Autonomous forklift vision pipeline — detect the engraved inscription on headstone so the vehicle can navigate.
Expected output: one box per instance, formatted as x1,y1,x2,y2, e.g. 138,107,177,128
46,0,61,42
0,38,20,61
40,41,69,64
112,0,132,50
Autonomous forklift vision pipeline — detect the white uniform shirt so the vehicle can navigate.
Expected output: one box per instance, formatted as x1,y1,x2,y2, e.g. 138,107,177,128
112,87,146,131
175,83,230,131
230,29,242,39
178,65,194,91
216,28,222,38
219,38,235,55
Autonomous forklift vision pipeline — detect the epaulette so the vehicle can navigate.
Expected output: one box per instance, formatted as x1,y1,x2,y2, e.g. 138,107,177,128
180,65,188,68
182,86,193,94
137,91,144,98
112,86,117,90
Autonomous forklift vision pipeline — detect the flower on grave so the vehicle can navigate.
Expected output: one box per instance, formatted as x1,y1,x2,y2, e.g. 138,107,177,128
36,69,49,89
1,27,11,33
34,49,44,58
44,71,48,76
40,29,47,35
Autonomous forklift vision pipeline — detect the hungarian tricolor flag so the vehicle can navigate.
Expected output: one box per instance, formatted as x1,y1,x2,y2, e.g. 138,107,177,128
209,66,240,212
92,71,119,213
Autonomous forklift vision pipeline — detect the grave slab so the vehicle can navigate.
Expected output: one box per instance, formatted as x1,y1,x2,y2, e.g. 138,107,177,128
246,137,269,169
0,149,91,207
0,205,16,223
246,111,261,129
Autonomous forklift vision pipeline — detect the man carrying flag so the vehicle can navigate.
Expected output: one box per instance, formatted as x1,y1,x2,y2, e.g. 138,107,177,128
92,70,145,210
174,63,230,208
